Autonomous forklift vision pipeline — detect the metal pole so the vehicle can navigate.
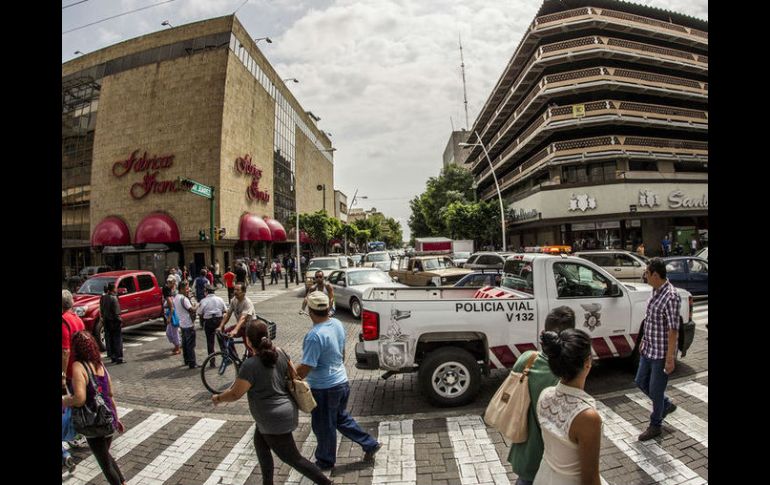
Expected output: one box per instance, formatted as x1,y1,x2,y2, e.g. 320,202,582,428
475,131,506,251
210,186,216,266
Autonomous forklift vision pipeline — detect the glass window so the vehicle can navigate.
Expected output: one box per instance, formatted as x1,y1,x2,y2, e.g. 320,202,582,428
137,275,155,291
502,260,534,295
665,261,686,274
615,254,638,267
118,276,136,294
629,160,658,171
689,260,707,273
553,262,611,298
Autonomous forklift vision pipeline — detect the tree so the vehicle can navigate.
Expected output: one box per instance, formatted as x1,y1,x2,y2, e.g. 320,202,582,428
409,164,476,237
408,195,431,238
291,210,332,255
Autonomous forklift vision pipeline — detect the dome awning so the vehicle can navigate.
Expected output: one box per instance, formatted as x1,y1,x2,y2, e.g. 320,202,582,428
134,213,180,244
91,217,131,247
264,218,287,242
239,213,272,241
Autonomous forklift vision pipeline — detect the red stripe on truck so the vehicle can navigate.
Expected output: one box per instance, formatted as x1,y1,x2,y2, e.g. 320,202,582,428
515,343,537,354
491,345,517,367
591,337,614,358
609,335,632,357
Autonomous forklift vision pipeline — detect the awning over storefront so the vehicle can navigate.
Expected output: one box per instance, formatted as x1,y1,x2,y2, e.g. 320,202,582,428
134,213,180,244
300,231,313,244
239,213,272,241
264,218,287,242
91,216,131,247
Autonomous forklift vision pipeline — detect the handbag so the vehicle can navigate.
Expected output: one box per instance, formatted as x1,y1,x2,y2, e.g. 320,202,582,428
281,349,316,413
483,351,539,443
71,362,115,438
167,306,180,327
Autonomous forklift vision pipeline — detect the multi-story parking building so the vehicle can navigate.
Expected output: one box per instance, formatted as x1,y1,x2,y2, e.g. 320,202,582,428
467,0,707,255
62,15,336,281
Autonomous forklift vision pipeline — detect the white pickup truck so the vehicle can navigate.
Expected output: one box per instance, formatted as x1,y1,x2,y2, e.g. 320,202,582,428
355,253,696,407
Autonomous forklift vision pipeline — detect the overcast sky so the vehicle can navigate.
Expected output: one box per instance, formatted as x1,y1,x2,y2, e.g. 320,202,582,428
63,0,708,241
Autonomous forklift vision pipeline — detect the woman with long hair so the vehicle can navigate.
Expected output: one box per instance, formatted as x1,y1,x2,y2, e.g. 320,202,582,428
62,331,126,485
534,329,606,485
212,320,333,485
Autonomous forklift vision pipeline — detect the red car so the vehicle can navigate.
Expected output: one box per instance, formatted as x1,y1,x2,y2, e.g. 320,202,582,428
72,270,164,350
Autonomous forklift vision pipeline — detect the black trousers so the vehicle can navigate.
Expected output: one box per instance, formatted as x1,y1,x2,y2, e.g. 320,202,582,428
252,428,332,485
181,327,197,367
104,319,123,361
227,287,235,301
203,317,222,361
86,435,125,485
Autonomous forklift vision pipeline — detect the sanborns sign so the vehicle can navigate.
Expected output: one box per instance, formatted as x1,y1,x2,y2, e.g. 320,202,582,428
234,154,270,203
668,190,708,209
112,150,179,200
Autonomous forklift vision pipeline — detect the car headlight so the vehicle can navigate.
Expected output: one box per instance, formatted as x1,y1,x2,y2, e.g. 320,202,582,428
441,277,448,283
73,306,87,317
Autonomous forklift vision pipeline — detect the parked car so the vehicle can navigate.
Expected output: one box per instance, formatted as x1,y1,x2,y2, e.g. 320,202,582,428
453,269,503,288
695,246,708,260
390,255,471,286
328,268,406,318
350,254,364,267
451,251,471,267
304,256,346,287
361,251,394,272
78,265,113,280
661,256,708,295
463,252,512,270
574,250,649,281
71,270,164,350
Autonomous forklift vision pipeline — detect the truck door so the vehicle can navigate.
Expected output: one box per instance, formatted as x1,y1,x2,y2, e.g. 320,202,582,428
116,275,141,326
545,260,633,358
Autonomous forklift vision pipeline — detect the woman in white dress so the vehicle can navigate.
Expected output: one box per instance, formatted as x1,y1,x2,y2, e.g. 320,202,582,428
534,329,606,485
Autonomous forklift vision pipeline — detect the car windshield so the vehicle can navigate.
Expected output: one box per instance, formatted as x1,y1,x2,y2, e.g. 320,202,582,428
308,259,340,270
77,277,116,295
351,255,362,263
348,271,392,286
423,258,453,270
366,253,390,262
454,252,471,259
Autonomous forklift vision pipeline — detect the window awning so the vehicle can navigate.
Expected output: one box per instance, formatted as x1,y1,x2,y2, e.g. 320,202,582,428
264,218,287,242
134,213,180,244
91,216,131,247
239,213,272,241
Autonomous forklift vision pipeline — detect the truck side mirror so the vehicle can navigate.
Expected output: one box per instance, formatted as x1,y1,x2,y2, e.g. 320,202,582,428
609,283,621,297
117,287,128,295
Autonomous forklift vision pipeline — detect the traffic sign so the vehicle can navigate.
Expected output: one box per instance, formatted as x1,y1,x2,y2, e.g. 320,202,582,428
190,182,212,199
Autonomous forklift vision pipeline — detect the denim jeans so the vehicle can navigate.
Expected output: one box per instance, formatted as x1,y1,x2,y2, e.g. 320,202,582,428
635,355,672,427
310,382,379,468
515,479,533,485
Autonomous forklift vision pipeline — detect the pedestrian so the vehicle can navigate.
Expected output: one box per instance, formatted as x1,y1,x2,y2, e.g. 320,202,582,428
301,271,335,316
636,243,645,256
270,260,278,285
218,282,255,339
194,269,209,303
690,237,698,255
256,258,264,282
174,280,199,369
296,291,381,470
507,306,577,485
197,284,227,367
661,234,671,257
214,260,223,287
62,289,86,470
100,282,124,364
250,259,258,285
62,331,127,485
172,267,182,286
635,258,680,441
287,256,295,283
235,260,248,287
534,329,605,485
206,266,215,287
181,267,189,284
188,260,196,280
276,259,283,279
163,276,181,355
224,266,236,301
212,321,333,485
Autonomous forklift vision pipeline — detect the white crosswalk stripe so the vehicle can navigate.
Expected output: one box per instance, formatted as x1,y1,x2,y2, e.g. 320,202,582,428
446,415,510,485
285,427,339,484
625,392,708,447
596,402,706,485
203,424,257,485
130,417,225,483
673,381,708,403
373,420,416,485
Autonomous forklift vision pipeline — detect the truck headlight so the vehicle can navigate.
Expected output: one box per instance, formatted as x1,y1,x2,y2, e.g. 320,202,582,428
441,277,448,283
73,306,86,317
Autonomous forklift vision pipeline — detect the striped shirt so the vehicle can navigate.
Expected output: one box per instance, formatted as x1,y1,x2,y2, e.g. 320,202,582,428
641,280,681,359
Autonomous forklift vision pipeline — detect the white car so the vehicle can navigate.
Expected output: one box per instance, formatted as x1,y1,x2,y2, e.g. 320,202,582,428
361,251,394,272
463,251,513,270
574,250,649,282
696,247,708,260
451,251,471,267
327,268,406,318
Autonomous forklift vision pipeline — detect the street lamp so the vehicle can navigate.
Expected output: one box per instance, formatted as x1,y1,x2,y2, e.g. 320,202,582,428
282,78,299,83
460,131,507,251
74,50,84,56
161,20,173,28
316,184,327,212
255,37,273,44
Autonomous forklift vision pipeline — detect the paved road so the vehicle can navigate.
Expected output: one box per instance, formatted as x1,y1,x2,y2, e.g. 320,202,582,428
64,288,708,484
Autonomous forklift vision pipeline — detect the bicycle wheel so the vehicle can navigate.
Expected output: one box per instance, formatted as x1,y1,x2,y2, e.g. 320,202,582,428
200,352,239,394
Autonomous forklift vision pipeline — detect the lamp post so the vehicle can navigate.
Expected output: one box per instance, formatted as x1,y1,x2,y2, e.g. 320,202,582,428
316,184,326,212
282,78,299,83
255,37,273,44
345,190,367,254
161,20,173,28
459,131,507,251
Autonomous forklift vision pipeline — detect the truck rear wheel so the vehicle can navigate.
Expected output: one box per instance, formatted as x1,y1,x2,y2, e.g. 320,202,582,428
419,347,481,407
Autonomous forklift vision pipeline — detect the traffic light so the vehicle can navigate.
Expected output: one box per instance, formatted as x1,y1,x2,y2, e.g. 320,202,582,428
198,229,206,241
219,227,226,239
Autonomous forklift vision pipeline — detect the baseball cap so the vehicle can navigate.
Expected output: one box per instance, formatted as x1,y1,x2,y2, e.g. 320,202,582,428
307,291,329,311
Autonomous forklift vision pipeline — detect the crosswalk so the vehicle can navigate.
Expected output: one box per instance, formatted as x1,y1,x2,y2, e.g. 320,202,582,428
692,300,708,330
63,377,708,485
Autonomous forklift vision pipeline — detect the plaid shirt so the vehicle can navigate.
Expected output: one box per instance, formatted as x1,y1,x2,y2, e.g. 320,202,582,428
641,280,681,359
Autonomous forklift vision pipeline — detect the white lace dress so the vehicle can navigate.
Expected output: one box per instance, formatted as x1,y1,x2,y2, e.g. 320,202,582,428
533,382,608,485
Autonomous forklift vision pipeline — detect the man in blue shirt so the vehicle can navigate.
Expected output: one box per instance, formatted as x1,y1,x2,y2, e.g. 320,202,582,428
296,291,381,470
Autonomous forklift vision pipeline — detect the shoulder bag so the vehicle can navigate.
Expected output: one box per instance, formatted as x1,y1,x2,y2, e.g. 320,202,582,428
280,349,316,413
72,362,115,438
483,351,539,443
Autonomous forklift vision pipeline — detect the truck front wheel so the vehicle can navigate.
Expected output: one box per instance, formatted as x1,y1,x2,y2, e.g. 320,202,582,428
93,319,106,352
419,347,481,407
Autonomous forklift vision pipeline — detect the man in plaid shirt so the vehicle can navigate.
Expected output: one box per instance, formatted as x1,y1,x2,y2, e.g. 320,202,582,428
636,258,680,441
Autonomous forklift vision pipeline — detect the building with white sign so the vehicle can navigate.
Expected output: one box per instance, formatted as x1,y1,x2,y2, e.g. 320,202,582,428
466,0,707,255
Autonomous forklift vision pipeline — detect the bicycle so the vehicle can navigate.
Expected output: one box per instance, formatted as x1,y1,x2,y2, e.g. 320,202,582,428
200,314,277,394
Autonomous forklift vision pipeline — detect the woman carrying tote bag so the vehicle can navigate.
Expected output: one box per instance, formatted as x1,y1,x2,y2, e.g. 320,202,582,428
212,320,333,485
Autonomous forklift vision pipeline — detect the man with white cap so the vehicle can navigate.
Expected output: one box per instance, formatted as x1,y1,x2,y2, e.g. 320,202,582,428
296,291,381,470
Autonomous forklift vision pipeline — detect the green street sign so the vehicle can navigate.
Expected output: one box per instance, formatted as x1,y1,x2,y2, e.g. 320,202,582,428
191,183,212,199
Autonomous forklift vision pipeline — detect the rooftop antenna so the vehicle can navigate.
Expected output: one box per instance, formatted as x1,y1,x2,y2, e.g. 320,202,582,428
450,116,455,132
459,33,470,130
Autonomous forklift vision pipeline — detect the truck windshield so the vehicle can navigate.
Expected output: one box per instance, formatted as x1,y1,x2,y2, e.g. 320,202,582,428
78,277,117,295
348,270,392,286
501,261,534,295
308,259,341,270
366,253,390,262
423,258,453,270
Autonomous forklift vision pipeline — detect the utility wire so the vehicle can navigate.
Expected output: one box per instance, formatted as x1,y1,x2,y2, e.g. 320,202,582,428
233,0,250,14
62,0,178,35
63,0,89,9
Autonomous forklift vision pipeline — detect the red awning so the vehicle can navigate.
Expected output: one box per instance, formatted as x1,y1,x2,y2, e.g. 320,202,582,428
91,217,131,247
239,213,272,241
134,213,180,244
264,218,287,242
300,231,313,244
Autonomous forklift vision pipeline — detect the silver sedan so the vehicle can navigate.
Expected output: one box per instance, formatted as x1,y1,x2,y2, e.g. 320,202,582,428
327,268,406,318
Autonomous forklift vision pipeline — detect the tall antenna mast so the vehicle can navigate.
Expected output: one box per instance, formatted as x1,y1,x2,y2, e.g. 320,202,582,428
459,34,470,130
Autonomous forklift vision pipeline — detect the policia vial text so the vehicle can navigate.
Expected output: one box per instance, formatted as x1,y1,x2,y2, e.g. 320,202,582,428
455,300,535,323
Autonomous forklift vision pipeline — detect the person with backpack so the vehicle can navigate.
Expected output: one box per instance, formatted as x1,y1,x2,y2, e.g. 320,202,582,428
194,269,209,303
62,331,126,485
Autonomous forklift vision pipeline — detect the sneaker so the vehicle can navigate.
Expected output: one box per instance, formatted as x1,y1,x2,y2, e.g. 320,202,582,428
64,456,76,472
663,402,677,419
69,434,88,448
362,443,382,463
638,425,662,441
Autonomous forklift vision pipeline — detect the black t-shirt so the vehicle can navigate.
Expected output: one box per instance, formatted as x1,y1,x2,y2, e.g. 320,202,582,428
235,265,247,282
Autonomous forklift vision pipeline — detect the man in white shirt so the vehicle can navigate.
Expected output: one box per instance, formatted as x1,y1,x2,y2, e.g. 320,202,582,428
196,284,227,367
174,280,199,369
